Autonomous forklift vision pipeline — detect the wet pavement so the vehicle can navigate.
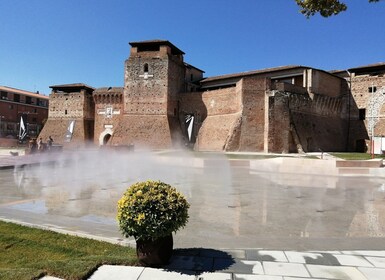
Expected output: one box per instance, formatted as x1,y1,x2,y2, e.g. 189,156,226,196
1,150,385,279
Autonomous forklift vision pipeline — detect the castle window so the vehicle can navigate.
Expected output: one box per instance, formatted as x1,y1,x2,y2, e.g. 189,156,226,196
144,63,149,73
65,109,68,115
368,86,377,93
359,108,366,120
14,94,20,102
1,91,7,100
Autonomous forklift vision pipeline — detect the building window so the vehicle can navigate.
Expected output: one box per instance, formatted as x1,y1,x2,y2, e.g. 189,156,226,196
26,96,32,104
359,108,366,120
1,91,8,100
65,109,68,115
144,63,149,73
368,86,377,93
14,94,20,102
9,105,13,109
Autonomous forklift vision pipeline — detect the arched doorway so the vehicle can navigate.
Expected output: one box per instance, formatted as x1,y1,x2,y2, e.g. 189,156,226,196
103,134,112,145
99,126,114,146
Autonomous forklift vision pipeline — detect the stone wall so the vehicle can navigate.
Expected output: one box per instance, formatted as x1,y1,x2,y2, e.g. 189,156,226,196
39,89,95,147
48,91,94,119
117,44,185,149
351,75,385,109
268,93,292,153
307,69,342,97
39,118,92,148
180,86,242,151
93,87,123,146
351,76,385,133
268,89,349,153
110,115,178,149
236,77,267,151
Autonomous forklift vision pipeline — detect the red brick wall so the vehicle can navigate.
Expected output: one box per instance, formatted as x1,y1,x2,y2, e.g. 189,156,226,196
180,86,242,151
237,77,267,151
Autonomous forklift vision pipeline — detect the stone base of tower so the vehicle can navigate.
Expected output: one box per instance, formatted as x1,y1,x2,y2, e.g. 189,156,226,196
39,118,94,148
110,115,183,149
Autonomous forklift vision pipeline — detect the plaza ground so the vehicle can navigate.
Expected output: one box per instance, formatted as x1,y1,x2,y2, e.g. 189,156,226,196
1,149,385,279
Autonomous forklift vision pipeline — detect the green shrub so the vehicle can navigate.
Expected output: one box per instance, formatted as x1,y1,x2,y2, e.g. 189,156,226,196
117,180,190,241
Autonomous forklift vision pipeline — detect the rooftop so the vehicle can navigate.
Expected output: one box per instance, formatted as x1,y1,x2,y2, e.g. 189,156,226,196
201,65,307,83
0,85,49,99
348,62,385,74
50,83,95,93
129,39,185,55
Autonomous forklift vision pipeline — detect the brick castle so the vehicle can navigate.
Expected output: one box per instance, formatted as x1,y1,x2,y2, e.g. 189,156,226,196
39,40,385,153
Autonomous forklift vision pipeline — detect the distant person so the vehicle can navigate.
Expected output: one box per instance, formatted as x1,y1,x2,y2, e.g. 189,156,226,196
47,136,54,150
29,138,37,154
37,137,43,152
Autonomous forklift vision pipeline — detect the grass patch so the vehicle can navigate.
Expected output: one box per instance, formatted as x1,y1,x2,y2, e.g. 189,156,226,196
0,221,137,280
330,153,385,160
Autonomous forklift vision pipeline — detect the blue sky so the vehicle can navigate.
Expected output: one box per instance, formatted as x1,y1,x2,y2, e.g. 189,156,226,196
1,0,384,95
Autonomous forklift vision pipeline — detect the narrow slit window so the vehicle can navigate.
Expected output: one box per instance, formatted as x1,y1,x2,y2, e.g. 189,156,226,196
359,108,366,120
144,63,149,73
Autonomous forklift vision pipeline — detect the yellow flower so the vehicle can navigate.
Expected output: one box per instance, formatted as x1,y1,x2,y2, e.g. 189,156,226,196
135,213,145,225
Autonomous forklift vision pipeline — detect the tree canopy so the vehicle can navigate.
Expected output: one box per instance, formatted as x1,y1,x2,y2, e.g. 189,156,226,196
295,0,380,18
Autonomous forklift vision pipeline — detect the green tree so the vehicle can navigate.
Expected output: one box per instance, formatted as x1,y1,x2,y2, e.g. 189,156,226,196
295,0,380,18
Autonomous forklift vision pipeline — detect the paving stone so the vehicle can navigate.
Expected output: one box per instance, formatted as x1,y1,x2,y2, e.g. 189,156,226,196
334,254,373,267
358,267,385,280
88,265,144,280
246,250,287,262
307,264,367,280
284,251,324,264
234,275,283,280
220,249,246,259
309,251,341,254
263,262,310,278
283,277,324,280
341,251,385,257
214,258,261,274
139,268,196,279
365,256,385,268
242,261,264,274
196,272,232,280
285,251,340,266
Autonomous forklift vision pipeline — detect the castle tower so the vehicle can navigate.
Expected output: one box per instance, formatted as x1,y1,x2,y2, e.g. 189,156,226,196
38,83,95,147
112,40,186,148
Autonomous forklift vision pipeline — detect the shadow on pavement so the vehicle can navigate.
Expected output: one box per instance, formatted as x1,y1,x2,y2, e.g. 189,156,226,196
163,248,235,275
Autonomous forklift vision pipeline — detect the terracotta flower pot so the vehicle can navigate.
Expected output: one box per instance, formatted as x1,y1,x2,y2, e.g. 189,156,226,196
136,234,173,267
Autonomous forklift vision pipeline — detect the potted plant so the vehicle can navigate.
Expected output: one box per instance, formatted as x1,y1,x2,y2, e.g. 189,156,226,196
117,180,190,266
